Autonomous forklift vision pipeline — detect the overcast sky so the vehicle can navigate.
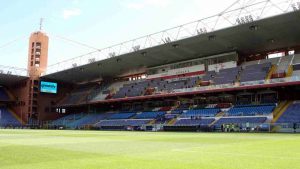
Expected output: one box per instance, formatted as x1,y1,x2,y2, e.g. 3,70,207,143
0,0,252,69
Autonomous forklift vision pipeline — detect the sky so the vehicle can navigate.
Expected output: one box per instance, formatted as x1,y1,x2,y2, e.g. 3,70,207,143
0,0,240,69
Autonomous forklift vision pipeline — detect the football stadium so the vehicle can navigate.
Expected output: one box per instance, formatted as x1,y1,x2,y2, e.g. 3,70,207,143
1,0,300,168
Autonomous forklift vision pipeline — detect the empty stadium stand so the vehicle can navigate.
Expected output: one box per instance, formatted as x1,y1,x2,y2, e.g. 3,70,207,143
108,112,136,119
226,104,275,116
240,62,272,82
174,118,215,126
95,119,151,128
0,107,22,127
214,117,268,127
0,87,10,101
276,102,300,124
181,108,220,117
134,111,165,119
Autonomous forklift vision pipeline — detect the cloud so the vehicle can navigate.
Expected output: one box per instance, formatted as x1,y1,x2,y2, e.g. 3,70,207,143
62,8,81,19
124,0,170,10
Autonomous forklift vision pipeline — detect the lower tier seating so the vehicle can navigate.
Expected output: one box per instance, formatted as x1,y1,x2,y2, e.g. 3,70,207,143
182,108,220,117
67,113,110,128
0,88,10,101
227,105,275,116
95,119,151,127
174,118,215,126
107,112,136,119
50,113,85,126
214,117,267,127
134,111,165,119
276,102,300,124
0,108,21,127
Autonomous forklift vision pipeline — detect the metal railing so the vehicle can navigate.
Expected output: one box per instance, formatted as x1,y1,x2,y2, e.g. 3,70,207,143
43,0,300,76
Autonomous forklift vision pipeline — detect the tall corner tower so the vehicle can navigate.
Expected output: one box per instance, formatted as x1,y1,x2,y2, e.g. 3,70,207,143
27,31,49,78
26,31,49,121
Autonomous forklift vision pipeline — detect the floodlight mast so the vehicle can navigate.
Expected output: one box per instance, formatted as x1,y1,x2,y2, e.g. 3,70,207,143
39,18,44,31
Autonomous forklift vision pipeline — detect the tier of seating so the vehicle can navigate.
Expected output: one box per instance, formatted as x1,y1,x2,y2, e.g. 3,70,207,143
95,119,151,127
214,117,268,127
67,113,110,128
276,102,300,124
0,108,21,127
240,62,271,82
174,118,215,126
276,55,293,74
112,77,198,98
134,111,165,119
202,71,216,81
50,113,85,126
48,99,299,130
292,64,300,77
227,104,275,116
213,67,240,85
60,84,97,105
0,88,9,101
181,108,220,117
56,55,300,105
107,112,136,119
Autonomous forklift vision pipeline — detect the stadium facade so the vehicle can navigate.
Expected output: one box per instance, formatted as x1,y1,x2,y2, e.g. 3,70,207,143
1,4,300,132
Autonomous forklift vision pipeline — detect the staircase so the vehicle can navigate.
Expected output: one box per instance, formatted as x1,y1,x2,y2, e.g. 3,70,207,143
8,108,25,125
3,88,16,101
286,65,293,77
167,118,177,125
272,101,292,123
148,119,156,125
266,65,277,80
209,118,220,127
215,111,225,117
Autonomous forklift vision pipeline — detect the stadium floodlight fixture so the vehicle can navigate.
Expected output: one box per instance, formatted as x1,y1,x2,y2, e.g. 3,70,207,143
197,28,207,35
162,37,171,44
116,58,121,62
88,58,95,63
172,44,179,48
132,45,140,52
141,51,147,56
249,25,259,31
236,15,254,25
208,35,216,41
108,52,116,58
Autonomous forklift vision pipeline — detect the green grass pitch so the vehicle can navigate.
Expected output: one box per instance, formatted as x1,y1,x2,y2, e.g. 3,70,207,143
0,129,300,169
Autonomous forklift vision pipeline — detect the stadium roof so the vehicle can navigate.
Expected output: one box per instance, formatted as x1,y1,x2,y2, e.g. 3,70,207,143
0,65,28,85
0,74,28,86
42,11,300,83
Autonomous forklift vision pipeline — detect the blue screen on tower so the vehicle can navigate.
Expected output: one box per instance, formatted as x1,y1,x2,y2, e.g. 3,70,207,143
40,81,57,94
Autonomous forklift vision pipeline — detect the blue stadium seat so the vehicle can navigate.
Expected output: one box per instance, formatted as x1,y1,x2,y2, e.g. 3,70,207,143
182,108,220,117
0,108,21,127
227,105,275,116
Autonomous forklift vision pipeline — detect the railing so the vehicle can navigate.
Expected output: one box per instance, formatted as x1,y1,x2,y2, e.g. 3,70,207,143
0,65,28,77
43,0,300,76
